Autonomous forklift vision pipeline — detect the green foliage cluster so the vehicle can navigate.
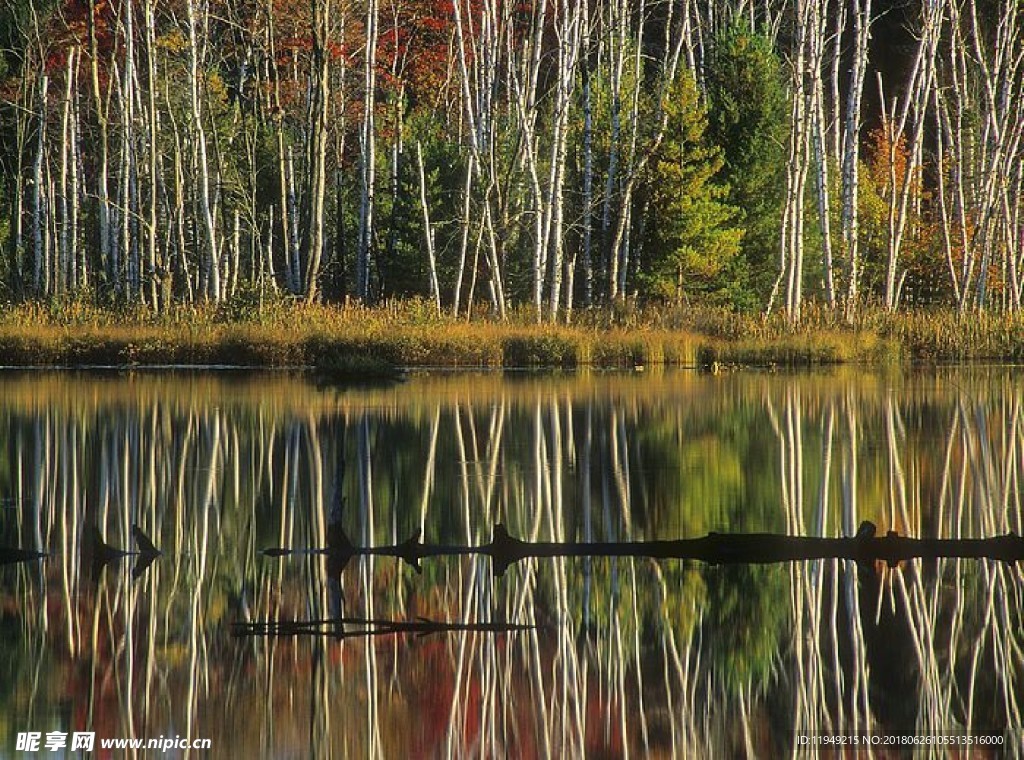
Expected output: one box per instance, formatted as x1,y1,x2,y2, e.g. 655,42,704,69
640,72,744,302
705,23,789,308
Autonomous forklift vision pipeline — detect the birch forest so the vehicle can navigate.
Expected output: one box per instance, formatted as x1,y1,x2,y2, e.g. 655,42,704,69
1,0,1022,320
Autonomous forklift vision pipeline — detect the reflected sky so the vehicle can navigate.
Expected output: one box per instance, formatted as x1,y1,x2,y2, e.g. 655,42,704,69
0,368,1022,757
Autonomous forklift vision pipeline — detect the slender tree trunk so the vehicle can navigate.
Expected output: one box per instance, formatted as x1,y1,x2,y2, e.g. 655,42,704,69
88,0,112,289
70,77,81,290
186,0,221,302
452,157,473,316
59,49,75,295
168,107,194,303
268,0,294,296
33,74,48,296
415,141,441,314
450,0,505,319
302,0,332,302
356,0,379,302
809,2,835,308
145,0,160,309
842,0,872,320
286,146,300,293
546,0,583,320
604,0,626,301
934,90,961,306
121,0,138,301
780,0,812,322
882,0,941,312
580,5,594,312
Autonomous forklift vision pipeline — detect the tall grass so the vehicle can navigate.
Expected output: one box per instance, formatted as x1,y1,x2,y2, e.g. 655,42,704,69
1,296,1021,368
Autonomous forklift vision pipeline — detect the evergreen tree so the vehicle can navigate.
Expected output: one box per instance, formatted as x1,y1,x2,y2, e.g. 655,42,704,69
639,71,742,303
705,23,788,310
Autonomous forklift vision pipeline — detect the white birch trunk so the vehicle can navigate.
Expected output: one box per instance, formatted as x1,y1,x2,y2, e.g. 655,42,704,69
546,0,583,320
59,49,75,295
145,0,160,308
88,0,112,287
415,141,441,314
579,2,594,312
808,2,835,308
450,0,505,318
841,0,872,319
882,0,942,312
33,74,48,296
186,0,221,302
356,0,379,301
303,0,332,302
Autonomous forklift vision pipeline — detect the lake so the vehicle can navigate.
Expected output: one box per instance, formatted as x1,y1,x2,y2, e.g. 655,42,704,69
1,368,1022,757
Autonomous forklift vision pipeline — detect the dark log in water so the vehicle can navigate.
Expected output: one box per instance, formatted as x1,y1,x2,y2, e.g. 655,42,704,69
263,521,1024,576
0,547,47,566
84,524,162,580
232,616,536,639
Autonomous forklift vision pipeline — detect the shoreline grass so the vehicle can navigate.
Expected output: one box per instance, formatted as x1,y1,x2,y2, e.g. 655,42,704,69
0,299,1021,370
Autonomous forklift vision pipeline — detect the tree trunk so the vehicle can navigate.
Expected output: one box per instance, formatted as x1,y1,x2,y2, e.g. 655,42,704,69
186,0,221,302
59,48,75,295
356,0,378,302
88,0,112,289
415,141,441,314
33,74,48,296
145,0,160,309
842,0,872,320
302,0,332,302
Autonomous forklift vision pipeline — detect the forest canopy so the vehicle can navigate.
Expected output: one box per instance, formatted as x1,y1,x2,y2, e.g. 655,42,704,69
0,0,1021,321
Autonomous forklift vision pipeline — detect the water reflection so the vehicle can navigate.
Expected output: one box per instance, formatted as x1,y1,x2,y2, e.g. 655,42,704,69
1,369,1023,757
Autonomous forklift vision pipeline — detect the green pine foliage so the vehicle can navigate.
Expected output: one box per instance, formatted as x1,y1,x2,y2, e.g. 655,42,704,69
639,72,743,303
705,22,789,310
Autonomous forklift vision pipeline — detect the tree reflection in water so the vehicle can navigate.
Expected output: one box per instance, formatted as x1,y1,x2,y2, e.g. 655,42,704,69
0,369,1022,757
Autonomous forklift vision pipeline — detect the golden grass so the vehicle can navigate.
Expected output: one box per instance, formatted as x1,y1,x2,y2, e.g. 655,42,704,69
0,297,1020,368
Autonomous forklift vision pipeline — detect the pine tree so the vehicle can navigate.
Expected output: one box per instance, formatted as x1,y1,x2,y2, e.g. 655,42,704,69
705,22,788,309
639,71,743,303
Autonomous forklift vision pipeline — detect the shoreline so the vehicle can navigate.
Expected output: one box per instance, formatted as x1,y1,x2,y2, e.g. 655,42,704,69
2,303,1023,371
0,322,887,371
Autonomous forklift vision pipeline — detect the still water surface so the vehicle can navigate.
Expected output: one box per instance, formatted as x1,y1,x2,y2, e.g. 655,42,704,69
1,368,1023,757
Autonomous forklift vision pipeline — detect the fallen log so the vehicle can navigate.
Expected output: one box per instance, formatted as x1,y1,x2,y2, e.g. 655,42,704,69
0,547,47,566
232,616,535,639
264,520,1024,577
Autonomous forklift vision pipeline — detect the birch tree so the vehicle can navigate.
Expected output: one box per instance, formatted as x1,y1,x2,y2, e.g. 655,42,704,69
301,0,333,301
808,0,835,307
450,0,506,318
880,0,942,312
356,0,379,301
841,0,873,319
87,0,113,290
185,0,221,301
768,0,812,321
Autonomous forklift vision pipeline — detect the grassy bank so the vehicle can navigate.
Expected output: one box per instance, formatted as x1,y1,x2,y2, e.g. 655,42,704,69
0,299,1020,370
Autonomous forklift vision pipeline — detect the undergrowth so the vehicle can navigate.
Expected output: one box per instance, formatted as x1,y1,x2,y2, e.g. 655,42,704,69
0,295,1019,368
